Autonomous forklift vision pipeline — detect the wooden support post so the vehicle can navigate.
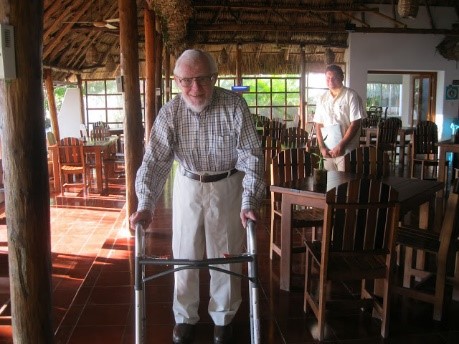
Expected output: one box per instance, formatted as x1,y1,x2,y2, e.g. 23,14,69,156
1,1,54,342
44,69,60,142
119,0,144,225
154,29,163,118
299,46,306,129
144,7,155,143
236,43,242,86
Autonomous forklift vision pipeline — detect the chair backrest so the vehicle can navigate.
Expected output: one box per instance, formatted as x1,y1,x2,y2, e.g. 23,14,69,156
413,120,439,155
282,126,308,149
263,119,285,140
343,146,390,177
58,137,85,165
376,117,401,151
270,148,315,209
261,135,282,197
271,148,314,184
323,179,399,255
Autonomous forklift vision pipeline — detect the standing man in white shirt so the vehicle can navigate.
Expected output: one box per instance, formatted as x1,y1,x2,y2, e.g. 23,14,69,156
313,64,366,171
130,49,265,344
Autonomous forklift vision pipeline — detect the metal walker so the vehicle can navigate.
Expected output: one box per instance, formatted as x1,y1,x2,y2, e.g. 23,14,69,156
134,220,260,344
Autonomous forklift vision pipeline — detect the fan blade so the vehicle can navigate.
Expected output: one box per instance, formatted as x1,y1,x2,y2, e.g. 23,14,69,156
105,23,118,30
105,18,120,23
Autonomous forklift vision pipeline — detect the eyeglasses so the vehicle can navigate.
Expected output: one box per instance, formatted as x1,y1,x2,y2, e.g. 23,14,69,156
175,74,215,88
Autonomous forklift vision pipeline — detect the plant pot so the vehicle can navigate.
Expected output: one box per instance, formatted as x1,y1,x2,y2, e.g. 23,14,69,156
313,168,327,187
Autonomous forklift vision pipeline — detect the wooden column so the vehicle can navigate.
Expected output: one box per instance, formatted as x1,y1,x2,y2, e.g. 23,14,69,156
44,69,60,141
76,74,86,125
0,1,54,342
154,29,163,118
119,0,144,225
164,46,171,102
299,45,306,129
236,44,242,86
144,6,155,143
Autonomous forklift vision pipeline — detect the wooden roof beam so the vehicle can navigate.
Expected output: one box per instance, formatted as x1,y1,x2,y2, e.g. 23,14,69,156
192,2,380,13
190,23,456,35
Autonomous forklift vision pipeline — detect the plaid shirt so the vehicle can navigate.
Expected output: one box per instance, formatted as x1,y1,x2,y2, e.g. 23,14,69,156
135,87,265,213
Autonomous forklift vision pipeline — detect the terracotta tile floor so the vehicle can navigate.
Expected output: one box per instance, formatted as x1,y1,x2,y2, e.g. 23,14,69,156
0,168,459,343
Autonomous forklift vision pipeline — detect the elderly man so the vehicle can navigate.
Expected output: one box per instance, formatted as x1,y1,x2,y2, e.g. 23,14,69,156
314,64,366,171
130,49,265,344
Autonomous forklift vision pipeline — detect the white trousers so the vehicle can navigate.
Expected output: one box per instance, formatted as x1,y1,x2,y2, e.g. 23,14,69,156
172,169,244,326
324,155,346,171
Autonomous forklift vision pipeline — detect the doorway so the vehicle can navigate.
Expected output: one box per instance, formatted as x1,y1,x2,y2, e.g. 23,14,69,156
412,73,436,124
368,71,437,126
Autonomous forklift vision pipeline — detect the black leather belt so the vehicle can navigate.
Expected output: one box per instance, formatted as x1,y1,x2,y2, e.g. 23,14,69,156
182,168,238,183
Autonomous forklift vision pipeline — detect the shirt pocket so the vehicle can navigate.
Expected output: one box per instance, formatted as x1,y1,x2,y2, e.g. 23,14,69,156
211,134,237,163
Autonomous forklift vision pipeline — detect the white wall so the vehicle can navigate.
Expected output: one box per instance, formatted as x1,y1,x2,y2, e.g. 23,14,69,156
345,6,459,140
57,88,82,139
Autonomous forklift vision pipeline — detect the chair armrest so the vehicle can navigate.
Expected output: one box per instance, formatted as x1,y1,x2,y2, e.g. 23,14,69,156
396,226,440,253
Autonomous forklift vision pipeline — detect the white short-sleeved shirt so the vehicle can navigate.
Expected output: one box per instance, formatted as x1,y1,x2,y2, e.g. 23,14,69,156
313,86,366,153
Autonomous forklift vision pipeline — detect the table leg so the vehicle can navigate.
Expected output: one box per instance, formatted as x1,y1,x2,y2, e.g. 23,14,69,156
280,198,293,291
50,146,60,193
94,150,103,194
399,133,405,166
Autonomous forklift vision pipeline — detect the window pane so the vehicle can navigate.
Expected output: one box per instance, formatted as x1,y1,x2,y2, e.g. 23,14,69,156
87,81,106,94
106,80,118,93
107,95,123,108
87,95,105,108
219,79,234,90
87,109,106,123
243,93,256,106
272,93,285,106
243,79,256,89
258,108,271,118
257,79,271,92
286,79,299,92
307,88,324,105
287,93,299,106
272,107,284,121
272,79,285,92
257,93,271,105
107,109,125,123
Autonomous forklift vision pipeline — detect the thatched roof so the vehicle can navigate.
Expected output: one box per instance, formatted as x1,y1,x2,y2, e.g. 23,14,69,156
43,0,459,81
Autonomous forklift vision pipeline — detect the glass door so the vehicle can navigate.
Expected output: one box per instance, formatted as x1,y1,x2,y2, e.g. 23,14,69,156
411,73,436,124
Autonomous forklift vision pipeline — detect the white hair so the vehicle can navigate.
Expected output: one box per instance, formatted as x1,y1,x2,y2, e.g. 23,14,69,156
173,49,218,75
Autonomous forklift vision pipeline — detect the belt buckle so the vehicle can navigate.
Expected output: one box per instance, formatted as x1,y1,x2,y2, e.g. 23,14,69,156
200,173,208,182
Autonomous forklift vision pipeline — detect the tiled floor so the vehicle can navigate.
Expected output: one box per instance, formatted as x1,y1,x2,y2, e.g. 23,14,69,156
0,164,459,343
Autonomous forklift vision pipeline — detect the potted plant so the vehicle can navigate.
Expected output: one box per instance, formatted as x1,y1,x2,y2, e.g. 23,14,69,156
312,149,327,187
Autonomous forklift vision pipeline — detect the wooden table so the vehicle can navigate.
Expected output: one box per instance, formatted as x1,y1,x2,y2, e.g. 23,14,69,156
364,126,414,166
49,136,118,194
436,140,459,221
270,171,443,291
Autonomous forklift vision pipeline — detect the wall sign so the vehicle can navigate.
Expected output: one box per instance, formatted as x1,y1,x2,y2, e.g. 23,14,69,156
446,85,458,100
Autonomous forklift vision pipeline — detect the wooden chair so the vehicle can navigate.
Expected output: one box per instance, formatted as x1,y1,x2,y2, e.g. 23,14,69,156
343,146,390,177
261,135,282,200
410,120,448,180
394,180,459,321
57,137,88,196
303,179,400,341
270,149,324,279
263,119,285,140
281,126,308,149
375,117,401,168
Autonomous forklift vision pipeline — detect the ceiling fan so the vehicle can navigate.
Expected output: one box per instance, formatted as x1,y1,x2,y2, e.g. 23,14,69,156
65,18,120,30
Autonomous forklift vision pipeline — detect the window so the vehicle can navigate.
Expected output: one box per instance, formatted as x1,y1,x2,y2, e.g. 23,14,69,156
84,79,145,128
83,74,328,128
367,83,401,117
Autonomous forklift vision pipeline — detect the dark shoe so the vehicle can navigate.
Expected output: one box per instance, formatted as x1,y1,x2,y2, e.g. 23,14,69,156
214,324,233,344
172,323,195,344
